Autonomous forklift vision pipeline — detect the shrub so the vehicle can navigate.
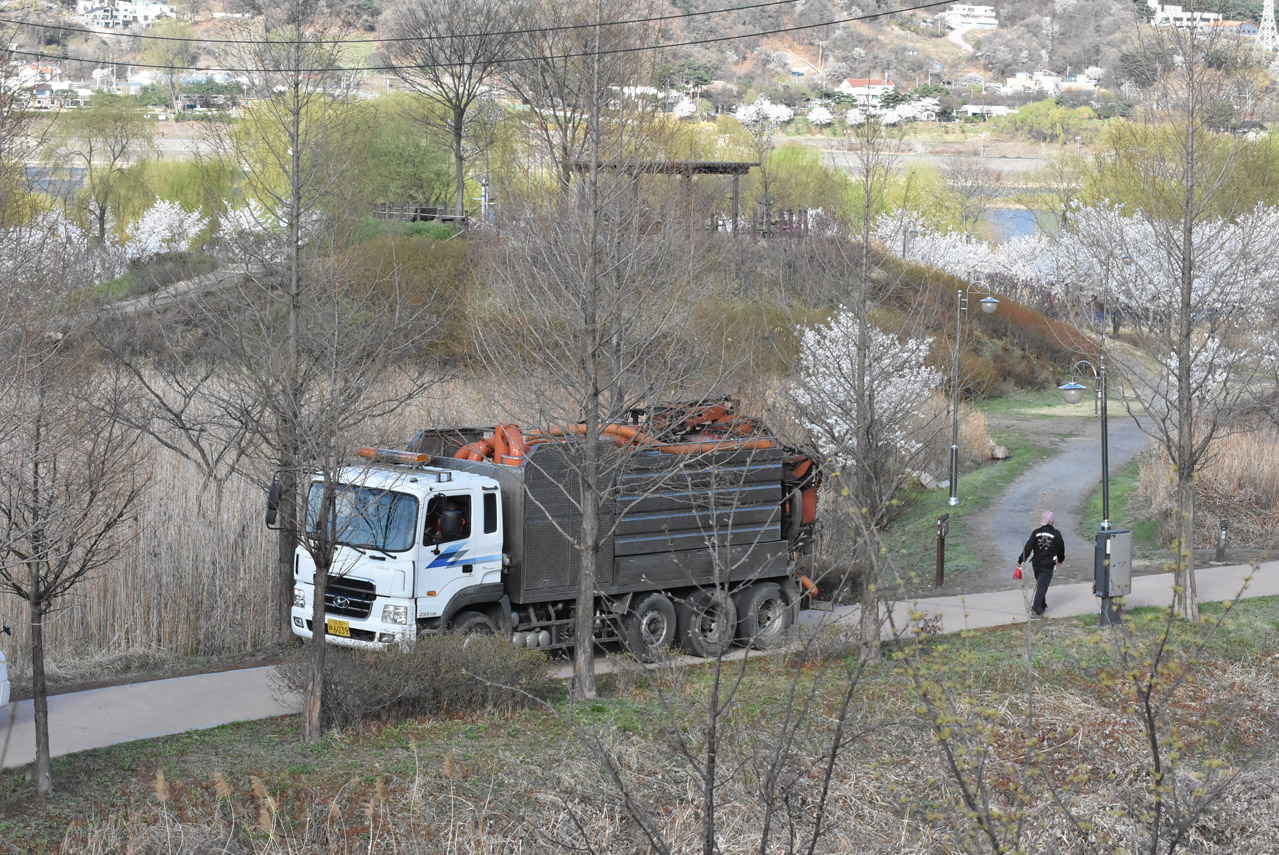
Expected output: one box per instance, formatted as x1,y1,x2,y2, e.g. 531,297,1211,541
404,221,463,240
275,634,552,729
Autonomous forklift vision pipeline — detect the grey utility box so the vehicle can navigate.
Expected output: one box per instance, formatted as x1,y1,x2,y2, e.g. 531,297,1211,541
1094,529,1133,598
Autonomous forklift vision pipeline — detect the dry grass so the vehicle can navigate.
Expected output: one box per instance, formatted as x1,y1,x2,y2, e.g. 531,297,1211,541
28,641,1279,855
0,374,501,681
1139,428,1279,549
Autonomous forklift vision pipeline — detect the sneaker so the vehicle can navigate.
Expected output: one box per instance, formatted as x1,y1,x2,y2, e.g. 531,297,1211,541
1031,609,1045,617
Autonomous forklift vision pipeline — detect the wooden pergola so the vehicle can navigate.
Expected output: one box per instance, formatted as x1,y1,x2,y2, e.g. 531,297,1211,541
571,160,759,236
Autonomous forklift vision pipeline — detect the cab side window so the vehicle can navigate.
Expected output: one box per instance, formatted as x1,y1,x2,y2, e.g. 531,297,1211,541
483,493,498,534
424,494,472,545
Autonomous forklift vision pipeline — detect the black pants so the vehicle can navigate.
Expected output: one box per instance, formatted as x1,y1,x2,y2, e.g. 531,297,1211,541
1032,563,1054,614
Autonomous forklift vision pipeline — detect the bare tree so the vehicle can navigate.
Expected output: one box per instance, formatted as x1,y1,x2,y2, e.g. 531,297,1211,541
386,0,523,216
943,158,1002,236
100,0,447,742
0,271,144,796
500,0,652,190
1059,23,1270,621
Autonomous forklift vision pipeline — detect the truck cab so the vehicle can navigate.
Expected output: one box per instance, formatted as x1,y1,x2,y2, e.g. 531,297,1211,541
290,461,505,648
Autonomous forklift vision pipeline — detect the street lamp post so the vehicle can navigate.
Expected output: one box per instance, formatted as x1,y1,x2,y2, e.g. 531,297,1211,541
1059,355,1131,626
948,282,999,506
902,226,918,259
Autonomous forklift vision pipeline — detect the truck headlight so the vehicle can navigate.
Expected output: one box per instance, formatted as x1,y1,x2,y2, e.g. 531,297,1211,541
292,587,305,608
382,605,409,625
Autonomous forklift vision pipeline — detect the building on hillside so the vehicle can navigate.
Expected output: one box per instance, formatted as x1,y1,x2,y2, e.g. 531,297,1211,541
837,77,897,107
4,63,60,91
1146,0,1222,28
1002,71,1062,95
960,104,1017,118
1059,74,1099,92
940,4,998,29
75,0,176,29
1203,19,1259,34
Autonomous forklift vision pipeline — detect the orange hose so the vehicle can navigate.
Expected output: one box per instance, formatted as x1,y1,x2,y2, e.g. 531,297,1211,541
454,439,493,460
798,574,818,599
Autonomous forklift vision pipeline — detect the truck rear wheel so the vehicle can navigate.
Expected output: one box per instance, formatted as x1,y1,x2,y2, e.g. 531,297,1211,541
735,582,792,649
677,589,737,658
623,593,677,660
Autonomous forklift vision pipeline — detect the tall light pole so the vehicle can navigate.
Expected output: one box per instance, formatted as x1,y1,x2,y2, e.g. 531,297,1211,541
1059,355,1131,626
948,281,999,506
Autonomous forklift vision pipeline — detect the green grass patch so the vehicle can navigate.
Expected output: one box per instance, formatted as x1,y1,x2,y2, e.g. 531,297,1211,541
91,273,136,300
975,387,1070,417
1080,454,1158,548
883,431,1054,591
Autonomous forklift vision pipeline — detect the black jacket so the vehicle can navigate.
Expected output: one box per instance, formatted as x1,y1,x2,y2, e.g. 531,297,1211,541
1019,524,1065,572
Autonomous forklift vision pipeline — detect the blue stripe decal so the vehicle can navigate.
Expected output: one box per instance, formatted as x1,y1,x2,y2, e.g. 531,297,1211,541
424,549,503,570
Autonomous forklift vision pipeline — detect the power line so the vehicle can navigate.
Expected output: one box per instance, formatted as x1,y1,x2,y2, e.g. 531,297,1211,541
0,0,805,48
4,0,955,76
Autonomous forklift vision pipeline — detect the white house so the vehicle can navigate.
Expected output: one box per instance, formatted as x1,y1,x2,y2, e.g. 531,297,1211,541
75,0,176,29
960,104,1017,118
1003,71,1063,95
941,4,998,29
837,77,897,107
1146,0,1221,28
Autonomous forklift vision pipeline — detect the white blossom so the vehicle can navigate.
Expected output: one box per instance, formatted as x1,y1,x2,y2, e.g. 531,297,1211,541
126,200,207,262
734,95,794,130
808,104,833,126
844,107,867,126
673,97,697,119
792,310,944,467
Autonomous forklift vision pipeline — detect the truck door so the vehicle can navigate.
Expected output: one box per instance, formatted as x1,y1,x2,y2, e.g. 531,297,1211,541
419,489,503,595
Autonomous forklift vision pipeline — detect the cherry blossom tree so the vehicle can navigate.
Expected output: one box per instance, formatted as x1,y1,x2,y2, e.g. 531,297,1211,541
793,314,944,470
673,97,697,120
791,309,946,660
733,95,794,209
808,104,833,127
126,200,208,263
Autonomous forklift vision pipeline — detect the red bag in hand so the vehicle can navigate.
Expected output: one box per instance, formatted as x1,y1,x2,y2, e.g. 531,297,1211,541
1013,565,1023,580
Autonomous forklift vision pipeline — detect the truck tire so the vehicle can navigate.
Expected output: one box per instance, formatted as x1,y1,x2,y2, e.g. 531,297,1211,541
677,589,737,658
623,593,677,661
734,582,792,649
451,610,497,638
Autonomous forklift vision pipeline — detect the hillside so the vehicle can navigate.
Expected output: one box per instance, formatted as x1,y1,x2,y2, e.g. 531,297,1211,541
13,0,1228,105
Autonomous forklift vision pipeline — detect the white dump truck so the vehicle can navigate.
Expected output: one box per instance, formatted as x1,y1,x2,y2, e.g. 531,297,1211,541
283,402,820,658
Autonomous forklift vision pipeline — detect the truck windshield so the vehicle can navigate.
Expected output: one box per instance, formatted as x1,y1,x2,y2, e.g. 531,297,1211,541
306,484,418,553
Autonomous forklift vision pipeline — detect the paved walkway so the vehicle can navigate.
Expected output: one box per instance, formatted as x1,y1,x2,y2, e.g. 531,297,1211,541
3,560,1275,772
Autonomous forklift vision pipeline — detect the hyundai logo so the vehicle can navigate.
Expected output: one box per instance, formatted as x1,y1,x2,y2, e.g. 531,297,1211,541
333,596,350,610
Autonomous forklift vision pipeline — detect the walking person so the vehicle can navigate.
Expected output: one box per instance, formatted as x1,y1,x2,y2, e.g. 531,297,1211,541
1018,511,1065,617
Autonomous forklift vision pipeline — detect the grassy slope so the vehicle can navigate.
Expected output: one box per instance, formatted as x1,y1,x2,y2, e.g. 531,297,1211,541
4,597,1279,852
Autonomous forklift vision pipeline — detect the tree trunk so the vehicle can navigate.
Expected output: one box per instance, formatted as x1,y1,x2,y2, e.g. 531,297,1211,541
454,108,466,218
304,563,328,741
571,0,603,702
276,466,297,643
29,585,51,794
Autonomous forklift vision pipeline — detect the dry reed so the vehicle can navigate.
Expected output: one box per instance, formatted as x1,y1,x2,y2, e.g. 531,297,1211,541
1138,428,1279,549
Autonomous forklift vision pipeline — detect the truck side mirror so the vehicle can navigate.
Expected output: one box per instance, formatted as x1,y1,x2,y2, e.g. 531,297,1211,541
265,481,281,528
440,509,464,540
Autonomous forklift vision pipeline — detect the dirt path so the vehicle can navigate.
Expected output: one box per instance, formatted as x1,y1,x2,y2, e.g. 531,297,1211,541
936,409,1153,597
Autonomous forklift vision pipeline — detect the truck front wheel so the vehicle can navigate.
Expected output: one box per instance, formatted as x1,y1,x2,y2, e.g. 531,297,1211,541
451,610,497,638
623,593,677,661
735,582,792,649
677,589,737,658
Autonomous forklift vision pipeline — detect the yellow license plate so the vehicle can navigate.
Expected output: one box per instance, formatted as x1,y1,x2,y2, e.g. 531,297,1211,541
326,618,351,638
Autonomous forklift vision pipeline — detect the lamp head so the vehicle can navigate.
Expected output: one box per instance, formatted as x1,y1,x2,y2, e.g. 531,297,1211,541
1059,382,1087,405
979,296,999,314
